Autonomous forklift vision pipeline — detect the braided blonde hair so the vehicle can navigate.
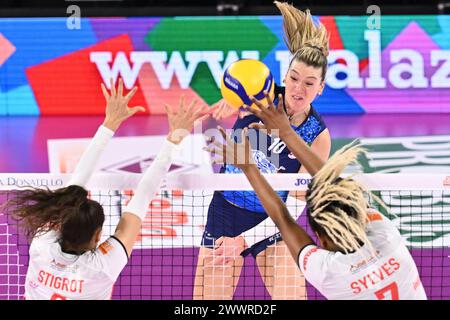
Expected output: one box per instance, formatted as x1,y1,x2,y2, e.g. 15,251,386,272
306,141,387,254
274,1,330,80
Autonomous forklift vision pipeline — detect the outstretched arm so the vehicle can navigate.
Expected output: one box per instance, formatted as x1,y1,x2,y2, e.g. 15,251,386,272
247,93,325,176
114,96,209,256
67,78,144,187
205,127,314,263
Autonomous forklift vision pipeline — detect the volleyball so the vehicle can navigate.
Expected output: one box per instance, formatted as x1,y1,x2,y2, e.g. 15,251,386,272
220,59,275,110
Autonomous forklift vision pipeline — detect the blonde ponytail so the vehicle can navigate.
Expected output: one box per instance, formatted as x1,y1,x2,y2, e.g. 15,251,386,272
274,1,330,80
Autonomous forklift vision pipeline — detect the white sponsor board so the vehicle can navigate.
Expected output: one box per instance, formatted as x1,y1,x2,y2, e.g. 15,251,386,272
47,134,213,248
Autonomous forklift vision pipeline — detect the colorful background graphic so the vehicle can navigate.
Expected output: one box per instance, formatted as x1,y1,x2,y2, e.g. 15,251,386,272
1,13,450,301
1,15,450,116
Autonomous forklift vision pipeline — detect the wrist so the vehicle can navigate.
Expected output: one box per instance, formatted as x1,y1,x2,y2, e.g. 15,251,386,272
166,132,182,145
102,118,121,132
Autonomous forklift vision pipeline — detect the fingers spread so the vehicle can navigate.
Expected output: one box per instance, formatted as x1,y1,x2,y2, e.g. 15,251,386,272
211,139,225,150
164,104,174,116
276,93,285,113
194,114,210,126
110,78,116,97
248,122,265,131
212,101,224,119
249,96,266,111
217,126,227,141
118,77,123,97
186,98,198,114
192,104,207,119
240,127,248,144
179,95,186,114
129,106,146,115
264,91,275,110
125,87,138,101
101,83,109,100
203,146,221,158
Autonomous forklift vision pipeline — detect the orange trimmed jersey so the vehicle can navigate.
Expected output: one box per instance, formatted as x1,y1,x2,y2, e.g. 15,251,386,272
24,230,128,300
298,210,427,300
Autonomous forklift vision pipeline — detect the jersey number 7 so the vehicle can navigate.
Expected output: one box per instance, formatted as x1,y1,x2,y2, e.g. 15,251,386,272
374,282,399,300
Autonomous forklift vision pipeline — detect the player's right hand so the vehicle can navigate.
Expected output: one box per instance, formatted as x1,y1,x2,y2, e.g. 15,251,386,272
101,77,146,132
165,95,209,144
210,98,249,120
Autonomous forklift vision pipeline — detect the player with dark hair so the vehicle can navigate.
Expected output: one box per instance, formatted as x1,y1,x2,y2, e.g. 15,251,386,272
6,80,207,300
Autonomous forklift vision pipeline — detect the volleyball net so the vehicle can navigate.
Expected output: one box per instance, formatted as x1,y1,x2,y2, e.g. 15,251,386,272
0,173,449,300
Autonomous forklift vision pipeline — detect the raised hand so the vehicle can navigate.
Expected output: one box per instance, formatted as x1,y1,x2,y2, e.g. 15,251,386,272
246,92,292,138
101,78,146,131
165,95,210,145
210,98,249,120
204,126,254,170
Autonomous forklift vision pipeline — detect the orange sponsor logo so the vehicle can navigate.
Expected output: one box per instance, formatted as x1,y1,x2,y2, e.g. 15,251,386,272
98,241,114,255
302,247,318,271
367,212,383,222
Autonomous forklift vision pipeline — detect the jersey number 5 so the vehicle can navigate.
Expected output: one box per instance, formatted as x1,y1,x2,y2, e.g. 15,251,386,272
374,282,399,300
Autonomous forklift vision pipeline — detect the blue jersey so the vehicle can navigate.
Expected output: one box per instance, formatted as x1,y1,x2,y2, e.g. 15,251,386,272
221,85,327,213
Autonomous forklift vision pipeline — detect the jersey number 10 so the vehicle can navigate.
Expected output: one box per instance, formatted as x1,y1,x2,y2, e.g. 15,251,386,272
268,138,287,154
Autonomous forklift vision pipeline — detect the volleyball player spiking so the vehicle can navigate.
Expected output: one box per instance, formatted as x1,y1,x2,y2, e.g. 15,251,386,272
195,1,331,300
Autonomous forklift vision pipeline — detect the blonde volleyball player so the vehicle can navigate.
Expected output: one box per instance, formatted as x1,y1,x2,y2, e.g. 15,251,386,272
195,1,331,300
204,94,427,300
6,79,207,300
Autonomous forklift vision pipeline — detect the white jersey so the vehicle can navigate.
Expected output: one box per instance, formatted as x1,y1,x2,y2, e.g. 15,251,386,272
298,210,427,300
25,230,128,300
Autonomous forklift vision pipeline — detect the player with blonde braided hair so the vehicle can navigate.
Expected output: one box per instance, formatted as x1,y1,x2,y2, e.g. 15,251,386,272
205,93,427,300
305,143,373,254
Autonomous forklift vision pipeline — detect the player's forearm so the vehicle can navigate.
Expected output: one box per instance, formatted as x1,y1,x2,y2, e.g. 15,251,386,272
242,165,295,227
67,125,114,187
242,165,314,258
279,129,324,176
123,139,178,221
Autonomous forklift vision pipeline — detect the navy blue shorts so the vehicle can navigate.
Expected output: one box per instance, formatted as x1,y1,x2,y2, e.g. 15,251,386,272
201,191,283,258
